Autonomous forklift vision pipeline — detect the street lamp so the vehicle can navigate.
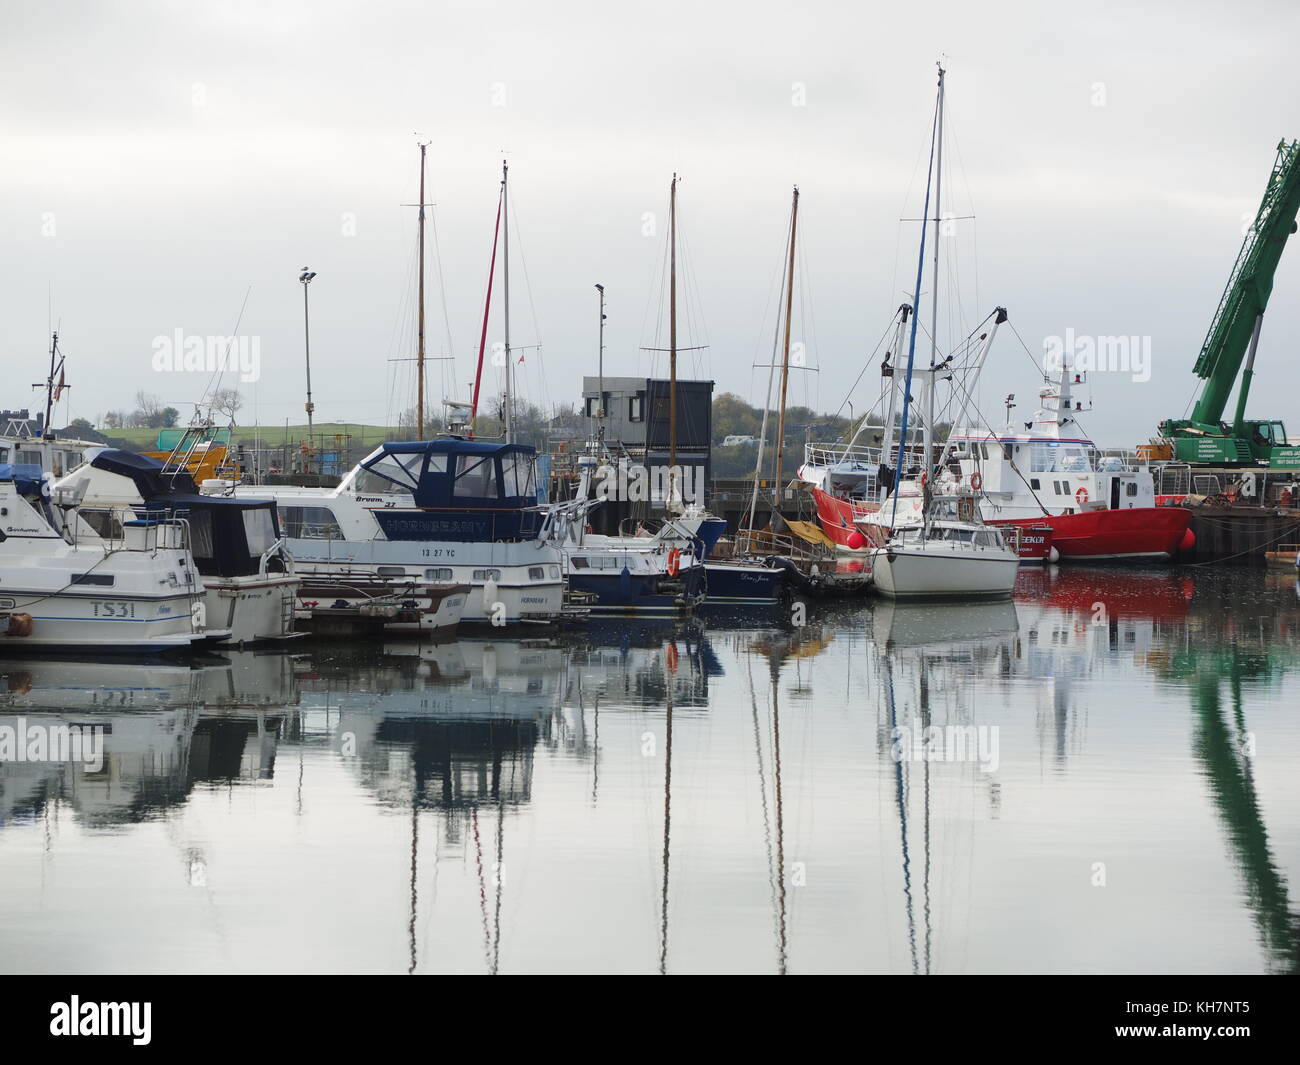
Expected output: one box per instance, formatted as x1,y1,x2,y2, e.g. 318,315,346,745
299,268,317,473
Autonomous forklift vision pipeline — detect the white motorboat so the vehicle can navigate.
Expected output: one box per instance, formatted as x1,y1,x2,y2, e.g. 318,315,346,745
54,449,300,645
0,463,209,653
227,439,565,626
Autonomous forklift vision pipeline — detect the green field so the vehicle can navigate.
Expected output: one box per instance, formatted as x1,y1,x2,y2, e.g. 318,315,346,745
104,423,401,451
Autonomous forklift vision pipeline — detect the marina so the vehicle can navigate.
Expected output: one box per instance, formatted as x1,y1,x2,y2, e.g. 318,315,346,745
4,0,1300,1006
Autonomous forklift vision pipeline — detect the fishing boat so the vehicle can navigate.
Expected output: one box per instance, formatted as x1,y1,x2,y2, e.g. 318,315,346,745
0,462,210,653
53,445,300,644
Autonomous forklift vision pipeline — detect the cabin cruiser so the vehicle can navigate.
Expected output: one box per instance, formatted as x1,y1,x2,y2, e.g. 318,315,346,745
0,462,210,653
51,449,299,645
226,439,564,625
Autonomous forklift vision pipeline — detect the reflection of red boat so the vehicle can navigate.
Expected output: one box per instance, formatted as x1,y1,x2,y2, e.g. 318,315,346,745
1017,566,1195,620
809,486,1054,562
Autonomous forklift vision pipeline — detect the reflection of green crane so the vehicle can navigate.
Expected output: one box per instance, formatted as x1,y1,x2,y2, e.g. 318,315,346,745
1191,658,1300,972
1159,140,1300,468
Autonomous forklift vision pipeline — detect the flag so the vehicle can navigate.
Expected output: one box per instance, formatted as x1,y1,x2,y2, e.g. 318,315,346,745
53,368,67,401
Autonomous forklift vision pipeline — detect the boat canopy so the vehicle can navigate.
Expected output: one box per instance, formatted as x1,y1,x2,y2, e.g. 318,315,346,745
355,439,543,542
87,450,282,577
0,462,46,496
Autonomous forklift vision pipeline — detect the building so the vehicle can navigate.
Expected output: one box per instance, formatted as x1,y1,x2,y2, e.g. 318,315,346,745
580,376,714,532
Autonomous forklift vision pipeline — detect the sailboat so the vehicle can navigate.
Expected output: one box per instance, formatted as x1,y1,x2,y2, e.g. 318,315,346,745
549,175,774,608
867,66,1019,600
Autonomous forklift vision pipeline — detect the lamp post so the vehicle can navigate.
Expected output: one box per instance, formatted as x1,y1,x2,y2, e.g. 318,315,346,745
299,268,317,473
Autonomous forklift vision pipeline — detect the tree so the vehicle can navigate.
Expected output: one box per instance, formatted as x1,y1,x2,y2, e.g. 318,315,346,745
67,417,95,434
211,389,242,420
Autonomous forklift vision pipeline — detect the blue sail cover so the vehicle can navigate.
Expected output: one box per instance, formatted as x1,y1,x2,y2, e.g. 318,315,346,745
356,439,543,542
0,463,46,496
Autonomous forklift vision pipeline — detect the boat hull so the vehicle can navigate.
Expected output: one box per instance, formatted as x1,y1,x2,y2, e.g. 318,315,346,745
202,575,301,644
870,547,1019,600
992,507,1190,561
568,564,705,615
701,561,786,605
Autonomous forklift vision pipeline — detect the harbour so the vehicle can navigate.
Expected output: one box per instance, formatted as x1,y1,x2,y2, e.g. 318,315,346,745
4,0,1300,1005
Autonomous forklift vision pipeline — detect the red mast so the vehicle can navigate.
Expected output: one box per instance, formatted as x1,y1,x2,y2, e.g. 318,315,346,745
469,183,505,436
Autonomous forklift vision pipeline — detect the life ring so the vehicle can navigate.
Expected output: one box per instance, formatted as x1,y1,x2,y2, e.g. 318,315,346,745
970,471,983,491
920,471,928,487
666,547,681,577
1075,486,1089,505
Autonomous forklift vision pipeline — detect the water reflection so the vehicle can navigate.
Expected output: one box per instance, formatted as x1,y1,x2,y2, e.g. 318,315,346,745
0,568,1297,973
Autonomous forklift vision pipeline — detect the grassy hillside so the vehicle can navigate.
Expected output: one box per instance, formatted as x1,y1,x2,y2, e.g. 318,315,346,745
103,423,401,451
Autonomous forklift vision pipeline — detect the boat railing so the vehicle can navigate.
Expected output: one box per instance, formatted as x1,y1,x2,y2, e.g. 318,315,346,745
71,506,193,554
735,527,837,564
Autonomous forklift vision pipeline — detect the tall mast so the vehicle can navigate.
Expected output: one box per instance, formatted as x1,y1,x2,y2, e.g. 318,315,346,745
416,141,428,440
925,64,945,480
502,159,512,445
42,330,60,435
668,173,678,505
770,186,799,520
595,283,606,444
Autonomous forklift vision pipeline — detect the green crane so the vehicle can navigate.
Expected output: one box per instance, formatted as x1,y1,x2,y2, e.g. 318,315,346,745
1159,139,1300,467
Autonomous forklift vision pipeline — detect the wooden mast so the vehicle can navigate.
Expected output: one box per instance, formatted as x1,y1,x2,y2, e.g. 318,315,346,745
416,142,428,440
502,159,512,445
770,186,799,522
668,173,678,507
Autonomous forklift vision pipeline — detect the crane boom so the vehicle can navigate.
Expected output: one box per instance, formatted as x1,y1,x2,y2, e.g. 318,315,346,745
1159,139,1300,466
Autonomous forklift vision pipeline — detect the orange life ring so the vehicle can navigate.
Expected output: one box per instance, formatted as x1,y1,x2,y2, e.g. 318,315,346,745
666,547,681,577
970,471,983,491
920,471,928,487
1075,486,1089,505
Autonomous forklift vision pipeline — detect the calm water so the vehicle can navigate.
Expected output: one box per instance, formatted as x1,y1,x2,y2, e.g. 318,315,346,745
2,566,1298,975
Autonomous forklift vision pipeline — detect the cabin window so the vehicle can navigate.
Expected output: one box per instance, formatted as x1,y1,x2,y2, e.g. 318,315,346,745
72,573,114,586
359,452,422,493
528,566,545,580
188,509,216,557
472,568,502,581
1126,482,1138,497
242,508,277,557
377,566,406,577
549,566,560,580
629,394,644,421
282,505,343,540
500,453,529,497
455,456,498,499
571,557,589,569
425,567,453,581
1030,478,1041,490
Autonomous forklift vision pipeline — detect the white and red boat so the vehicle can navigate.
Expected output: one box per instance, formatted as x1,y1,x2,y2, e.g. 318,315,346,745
801,360,1192,562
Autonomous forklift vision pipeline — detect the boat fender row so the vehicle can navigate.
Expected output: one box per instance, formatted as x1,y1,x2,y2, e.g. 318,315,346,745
3,613,34,637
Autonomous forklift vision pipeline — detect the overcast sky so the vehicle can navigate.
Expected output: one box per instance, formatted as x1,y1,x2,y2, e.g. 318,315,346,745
3,0,1298,444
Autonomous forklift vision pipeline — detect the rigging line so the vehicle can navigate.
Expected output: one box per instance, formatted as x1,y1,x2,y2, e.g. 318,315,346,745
196,286,253,415
427,199,457,395
1006,318,1051,383
833,311,902,425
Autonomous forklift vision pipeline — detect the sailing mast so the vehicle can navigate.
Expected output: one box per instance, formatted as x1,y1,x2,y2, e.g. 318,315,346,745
769,187,799,524
924,65,946,487
502,159,513,445
668,173,678,509
416,141,429,440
